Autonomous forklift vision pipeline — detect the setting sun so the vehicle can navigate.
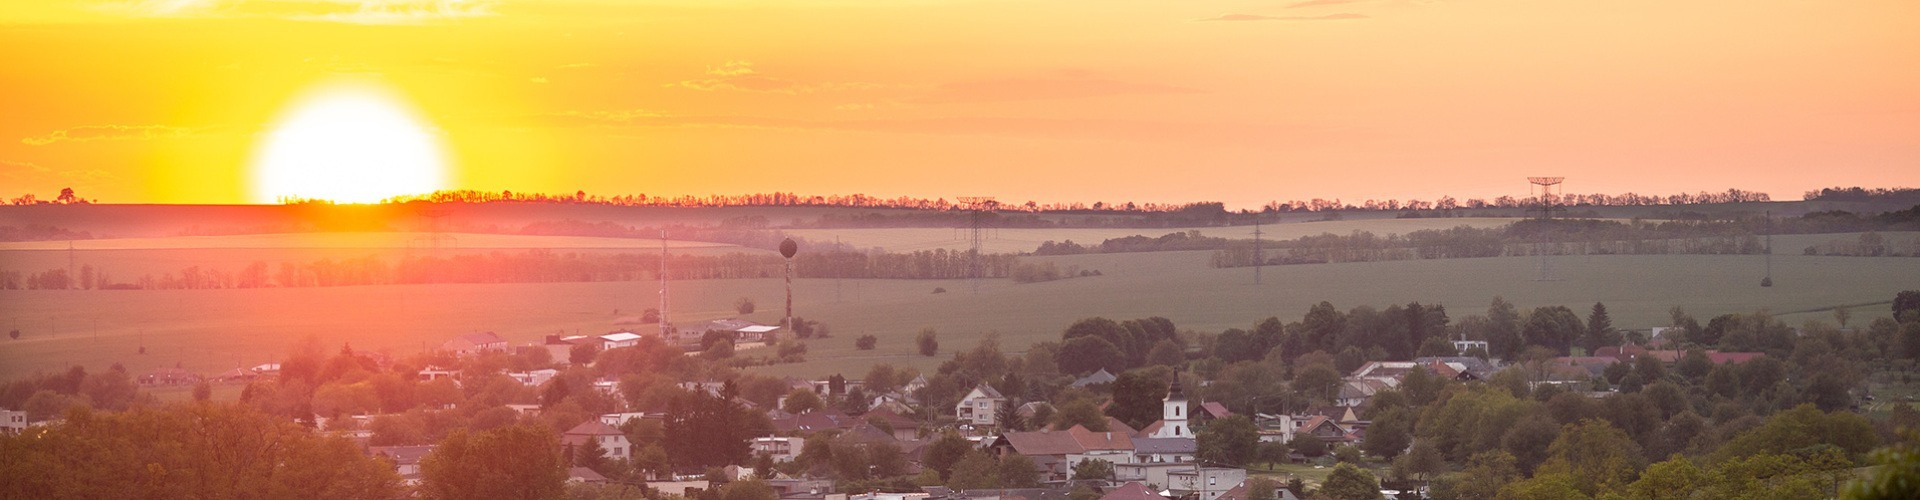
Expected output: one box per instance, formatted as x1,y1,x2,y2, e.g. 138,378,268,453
251,80,447,204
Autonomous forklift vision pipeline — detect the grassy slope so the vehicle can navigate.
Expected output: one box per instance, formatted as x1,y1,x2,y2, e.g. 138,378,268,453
786,218,1523,253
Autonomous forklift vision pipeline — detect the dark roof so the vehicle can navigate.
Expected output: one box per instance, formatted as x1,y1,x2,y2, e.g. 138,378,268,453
569,467,608,482
565,420,624,437
862,408,920,430
968,383,1006,400
1071,369,1117,388
455,332,505,346
1131,437,1197,455
1199,402,1231,419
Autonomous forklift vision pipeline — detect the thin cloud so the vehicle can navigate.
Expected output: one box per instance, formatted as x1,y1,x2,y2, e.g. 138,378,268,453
21,125,203,146
0,159,118,184
667,61,881,94
1286,0,1360,8
1196,13,1369,21
916,77,1201,104
96,0,497,25
542,110,1307,145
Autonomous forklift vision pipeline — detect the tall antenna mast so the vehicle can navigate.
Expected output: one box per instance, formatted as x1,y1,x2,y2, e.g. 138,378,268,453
956,196,995,293
1527,177,1565,281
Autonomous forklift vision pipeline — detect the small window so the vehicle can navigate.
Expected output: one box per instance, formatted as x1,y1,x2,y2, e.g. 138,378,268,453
1174,426,1181,436
1175,406,1181,417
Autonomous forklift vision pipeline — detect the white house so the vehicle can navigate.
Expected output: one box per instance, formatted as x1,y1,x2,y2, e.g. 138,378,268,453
1132,437,1197,464
442,332,507,356
955,384,1007,427
546,335,593,363
563,421,632,461
600,332,644,350
752,436,806,463
370,445,434,485
1166,467,1247,500
507,369,559,387
1,409,26,434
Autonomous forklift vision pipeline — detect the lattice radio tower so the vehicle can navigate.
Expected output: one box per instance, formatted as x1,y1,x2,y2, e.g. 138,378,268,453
413,206,455,252
957,196,996,292
1527,177,1565,281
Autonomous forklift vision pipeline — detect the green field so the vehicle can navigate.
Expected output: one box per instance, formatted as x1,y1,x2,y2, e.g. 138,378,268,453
4,231,1916,381
786,217,1523,253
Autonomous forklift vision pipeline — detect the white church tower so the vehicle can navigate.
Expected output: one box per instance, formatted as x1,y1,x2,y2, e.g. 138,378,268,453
1152,375,1191,438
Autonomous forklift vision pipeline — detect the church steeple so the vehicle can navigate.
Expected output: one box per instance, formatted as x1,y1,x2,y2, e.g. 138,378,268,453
1154,371,1192,438
1167,375,1186,401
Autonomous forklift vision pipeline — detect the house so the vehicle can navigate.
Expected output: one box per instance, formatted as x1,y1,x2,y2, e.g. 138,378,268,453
991,429,1085,481
569,467,609,484
370,445,434,484
1115,462,1192,491
1100,482,1169,500
1411,357,1500,380
1212,481,1300,500
1166,468,1245,500
956,384,1007,427
863,408,923,441
600,412,653,427
2,409,26,434
753,436,806,462
1451,340,1490,355
1141,378,1192,438
1068,425,1135,466
443,332,507,356
417,365,460,382
1071,369,1118,388
563,421,632,461
545,335,593,363
902,375,930,394
1131,437,1196,464
600,332,645,350
773,410,862,435
702,319,782,342
507,369,558,387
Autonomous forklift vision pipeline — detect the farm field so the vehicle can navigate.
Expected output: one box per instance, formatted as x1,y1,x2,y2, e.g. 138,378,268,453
0,231,742,251
3,243,1915,381
786,217,1525,253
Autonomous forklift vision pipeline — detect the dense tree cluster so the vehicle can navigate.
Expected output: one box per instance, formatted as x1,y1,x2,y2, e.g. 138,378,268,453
0,403,403,498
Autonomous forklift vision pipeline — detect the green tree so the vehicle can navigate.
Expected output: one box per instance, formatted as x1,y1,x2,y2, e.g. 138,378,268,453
1523,306,1584,355
421,423,567,500
999,454,1041,488
1846,428,1920,499
1362,408,1412,459
1711,404,1877,462
1105,368,1170,429
1246,477,1280,500
1319,462,1384,500
1487,297,1525,359
1582,302,1619,352
1534,419,1643,497
1393,440,1446,486
719,479,776,500
782,388,824,414
1057,335,1126,376
1496,473,1588,500
1198,415,1260,466
1051,399,1109,431
917,328,940,357
923,432,973,481
855,335,877,350
1451,450,1521,500
947,450,1000,490
1072,458,1115,480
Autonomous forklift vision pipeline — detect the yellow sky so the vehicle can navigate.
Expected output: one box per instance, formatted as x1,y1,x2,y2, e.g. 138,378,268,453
2,0,1916,208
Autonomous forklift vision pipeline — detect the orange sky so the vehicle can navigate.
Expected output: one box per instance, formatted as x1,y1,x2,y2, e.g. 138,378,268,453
2,0,1916,208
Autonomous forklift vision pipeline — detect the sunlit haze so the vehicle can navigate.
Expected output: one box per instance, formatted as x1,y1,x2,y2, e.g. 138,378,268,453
2,0,1916,206
252,79,447,203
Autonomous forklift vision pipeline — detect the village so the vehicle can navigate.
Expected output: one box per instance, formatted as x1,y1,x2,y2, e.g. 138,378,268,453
4,302,1819,500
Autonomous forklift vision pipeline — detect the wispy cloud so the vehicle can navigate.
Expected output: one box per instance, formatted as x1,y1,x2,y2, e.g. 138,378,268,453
21,125,205,146
667,61,881,94
916,76,1200,104
96,0,497,25
1196,13,1369,22
0,159,118,185
1286,0,1360,8
540,110,1304,145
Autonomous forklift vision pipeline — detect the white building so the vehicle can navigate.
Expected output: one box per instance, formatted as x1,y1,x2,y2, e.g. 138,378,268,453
752,436,806,463
507,369,558,387
955,384,1007,427
1166,467,1246,500
1149,378,1191,438
600,332,644,350
1,409,26,434
563,421,632,461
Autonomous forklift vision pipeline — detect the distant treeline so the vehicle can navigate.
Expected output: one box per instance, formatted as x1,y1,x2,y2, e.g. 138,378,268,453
0,248,1016,290
0,224,92,242
374,187,1778,216
1802,186,1920,204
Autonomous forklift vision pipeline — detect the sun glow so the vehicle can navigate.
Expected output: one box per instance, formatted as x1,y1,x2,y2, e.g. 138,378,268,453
252,80,448,204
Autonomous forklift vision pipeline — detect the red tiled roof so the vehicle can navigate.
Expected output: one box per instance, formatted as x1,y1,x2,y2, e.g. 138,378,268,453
1100,482,1170,500
1068,424,1133,451
1002,429,1085,456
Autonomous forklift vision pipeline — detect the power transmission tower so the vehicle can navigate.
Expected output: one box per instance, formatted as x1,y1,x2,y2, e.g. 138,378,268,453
1762,211,1774,287
956,196,995,292
1528,177,1565,281
1252,219,1264,285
